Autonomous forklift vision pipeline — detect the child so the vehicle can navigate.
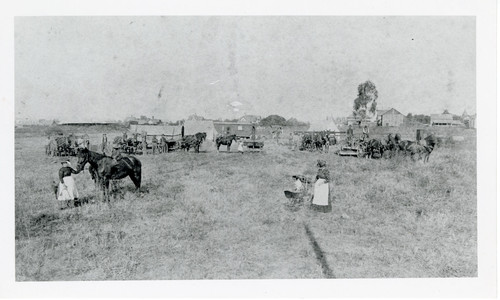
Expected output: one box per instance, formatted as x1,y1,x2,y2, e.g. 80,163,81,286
238,138,244,154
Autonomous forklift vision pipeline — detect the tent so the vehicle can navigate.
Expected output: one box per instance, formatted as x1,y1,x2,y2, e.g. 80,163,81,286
307,119,340,132
183,120,216,141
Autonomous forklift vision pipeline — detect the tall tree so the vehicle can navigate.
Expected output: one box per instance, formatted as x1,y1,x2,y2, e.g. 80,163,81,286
353,80,378,122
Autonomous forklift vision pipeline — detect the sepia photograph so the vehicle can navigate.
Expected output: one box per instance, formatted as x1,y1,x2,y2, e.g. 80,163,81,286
2,0,497,298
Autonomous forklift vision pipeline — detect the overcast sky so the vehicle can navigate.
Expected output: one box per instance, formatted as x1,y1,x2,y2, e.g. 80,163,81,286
15,16,475,122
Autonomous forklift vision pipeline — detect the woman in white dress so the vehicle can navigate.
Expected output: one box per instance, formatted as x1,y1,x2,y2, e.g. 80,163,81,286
57,160,80,209
312,160,332,213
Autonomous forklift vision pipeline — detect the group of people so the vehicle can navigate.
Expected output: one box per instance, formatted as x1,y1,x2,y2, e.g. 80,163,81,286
346,124,370,146
290,159,332,213
101,132,171,155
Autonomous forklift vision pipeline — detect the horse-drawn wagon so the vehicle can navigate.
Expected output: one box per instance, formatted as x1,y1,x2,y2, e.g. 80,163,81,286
295,130,339,152
46,133,90,156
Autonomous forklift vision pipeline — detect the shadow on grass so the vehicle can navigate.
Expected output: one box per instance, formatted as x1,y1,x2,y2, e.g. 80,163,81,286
304,223,336,279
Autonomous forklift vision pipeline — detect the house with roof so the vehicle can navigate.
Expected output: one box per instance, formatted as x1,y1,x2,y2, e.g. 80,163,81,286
377,108,404,127
239,115,261,124
430,112,464,127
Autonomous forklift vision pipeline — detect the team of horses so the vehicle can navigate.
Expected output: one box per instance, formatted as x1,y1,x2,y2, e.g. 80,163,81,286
358,133,437,162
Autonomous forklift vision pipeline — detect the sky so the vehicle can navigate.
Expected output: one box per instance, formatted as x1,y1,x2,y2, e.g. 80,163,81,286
15,16,475,123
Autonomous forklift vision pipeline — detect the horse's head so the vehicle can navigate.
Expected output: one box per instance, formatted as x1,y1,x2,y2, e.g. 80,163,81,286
76,148,90,171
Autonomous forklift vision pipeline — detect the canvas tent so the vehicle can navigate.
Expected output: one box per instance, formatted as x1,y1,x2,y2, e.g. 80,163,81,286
307,119,340,132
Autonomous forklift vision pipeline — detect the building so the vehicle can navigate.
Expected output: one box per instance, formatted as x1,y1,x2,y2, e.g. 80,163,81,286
213,121,257,138
239,115,261,124
378,108,404,127
430,113,464,126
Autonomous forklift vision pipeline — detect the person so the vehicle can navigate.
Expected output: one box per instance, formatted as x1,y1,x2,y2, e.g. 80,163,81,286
102,134,107,153
57,160,80,209
122,132,128,143
311,160,332,213
293,175,305,193
346,125,354,146
160,134,167,153
288,133,294,149
324,138,330,153
152,135,158,155
362,125,370,140
141,133,148,154
238,138,244,154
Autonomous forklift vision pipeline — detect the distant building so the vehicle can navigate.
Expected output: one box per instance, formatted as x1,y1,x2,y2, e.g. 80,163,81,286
239,115,261,124
430,112,464,126
378,108,404,127
461,110,476,129
126,115,161,125
469,114,476,129
213,121,256,138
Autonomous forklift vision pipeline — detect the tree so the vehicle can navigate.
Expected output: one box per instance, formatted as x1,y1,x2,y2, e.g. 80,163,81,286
260,115,287,126
353,80,378,122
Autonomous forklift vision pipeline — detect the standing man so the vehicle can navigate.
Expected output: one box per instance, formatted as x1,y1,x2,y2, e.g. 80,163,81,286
362,125,370,140
346,125,354,146
122,132,128,144
142,133,147,154
101,134,107,154
152,135,158,155
160,134,167,153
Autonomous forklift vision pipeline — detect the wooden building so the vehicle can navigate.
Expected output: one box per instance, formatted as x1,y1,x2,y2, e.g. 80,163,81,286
378,108,404,127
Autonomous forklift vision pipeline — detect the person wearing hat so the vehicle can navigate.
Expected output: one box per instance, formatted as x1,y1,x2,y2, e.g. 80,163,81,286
311,160,332,213
57,160,80,209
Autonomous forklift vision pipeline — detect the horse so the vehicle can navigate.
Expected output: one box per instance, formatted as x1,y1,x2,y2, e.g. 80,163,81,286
216,134,237,151
408,143,433,162
397,140,415,156
76,148,142,201
181,135,201,152
195,132,207,143
364,139,385,159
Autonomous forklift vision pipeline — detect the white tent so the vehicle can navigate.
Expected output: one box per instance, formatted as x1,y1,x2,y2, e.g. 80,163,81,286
307,119,340,132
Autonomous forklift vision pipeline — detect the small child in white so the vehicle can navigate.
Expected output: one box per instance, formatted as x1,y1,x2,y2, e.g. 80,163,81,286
238,139,244,154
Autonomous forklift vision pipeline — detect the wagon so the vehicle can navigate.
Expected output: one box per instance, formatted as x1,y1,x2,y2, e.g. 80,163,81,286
46,134,90,156
242,137,265,151
336,138,366,157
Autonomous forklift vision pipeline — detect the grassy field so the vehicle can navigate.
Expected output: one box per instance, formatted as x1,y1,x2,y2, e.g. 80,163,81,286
15,126,477,280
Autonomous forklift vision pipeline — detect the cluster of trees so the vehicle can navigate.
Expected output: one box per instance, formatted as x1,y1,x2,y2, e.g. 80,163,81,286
353,80,378,122
259,115,308,127
405,113,431,124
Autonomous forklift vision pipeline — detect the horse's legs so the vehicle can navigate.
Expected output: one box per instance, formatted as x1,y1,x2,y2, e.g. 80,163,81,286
130,170,141,190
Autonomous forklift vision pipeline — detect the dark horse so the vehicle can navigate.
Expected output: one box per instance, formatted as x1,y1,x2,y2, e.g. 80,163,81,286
195,132,207,142
216,134,237,151
76,148,142,201
181,135,202,152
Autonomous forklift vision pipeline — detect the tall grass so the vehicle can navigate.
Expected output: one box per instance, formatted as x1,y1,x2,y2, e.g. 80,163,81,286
15,128,477,280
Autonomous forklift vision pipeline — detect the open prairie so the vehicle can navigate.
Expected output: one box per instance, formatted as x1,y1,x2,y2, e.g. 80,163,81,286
15,126,477,280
